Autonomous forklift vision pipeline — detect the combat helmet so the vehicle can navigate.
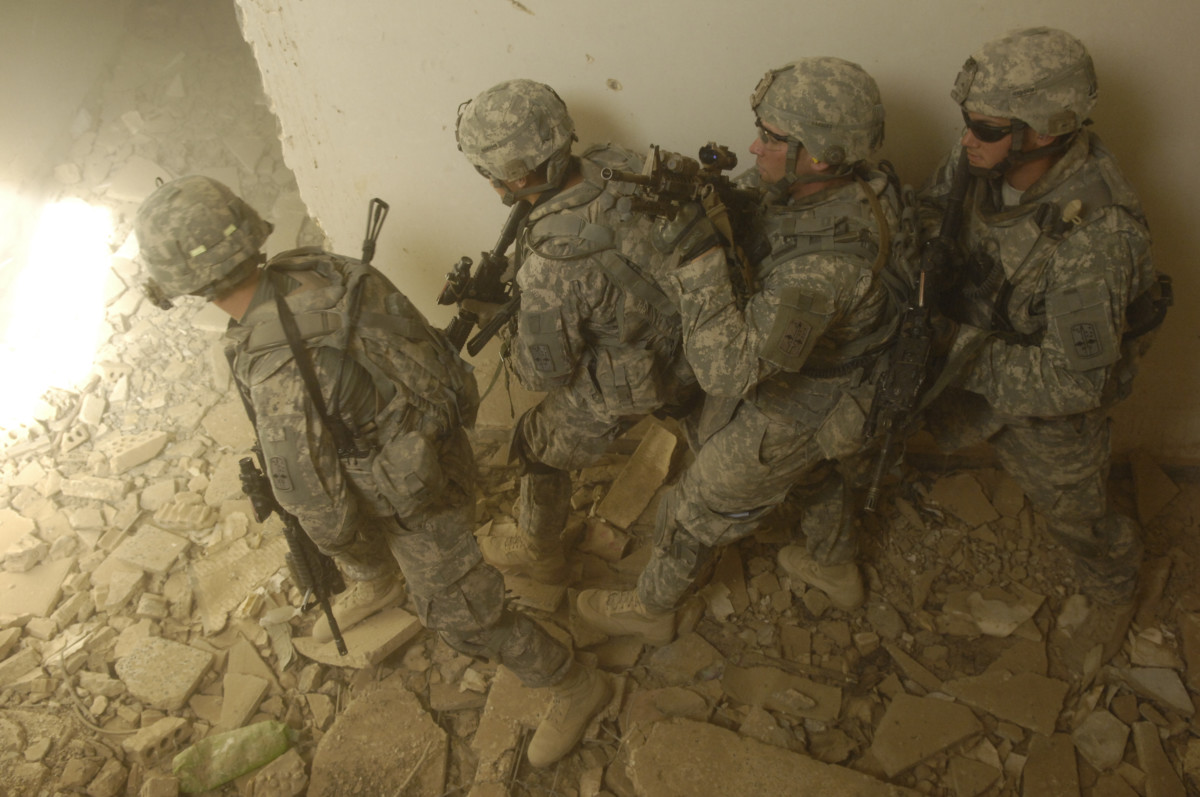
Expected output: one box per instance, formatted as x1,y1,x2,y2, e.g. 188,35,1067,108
953,27,1097,173
456,79,576,205
751,57,885,192
135,175,271,305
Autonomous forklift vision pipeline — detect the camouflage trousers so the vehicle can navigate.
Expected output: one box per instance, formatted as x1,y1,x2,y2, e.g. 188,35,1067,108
513,381,701,545
926,388,1141,604
337,430,571,688
637,398,863,613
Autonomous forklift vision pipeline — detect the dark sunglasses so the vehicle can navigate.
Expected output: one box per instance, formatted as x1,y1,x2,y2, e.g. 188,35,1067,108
755,118,791,145
961,110,1013,143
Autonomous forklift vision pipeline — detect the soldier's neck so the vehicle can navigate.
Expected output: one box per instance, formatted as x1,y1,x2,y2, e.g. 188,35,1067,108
213,269,263,322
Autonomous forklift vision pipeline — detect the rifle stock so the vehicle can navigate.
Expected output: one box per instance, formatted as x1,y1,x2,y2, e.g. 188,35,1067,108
239,453,348,655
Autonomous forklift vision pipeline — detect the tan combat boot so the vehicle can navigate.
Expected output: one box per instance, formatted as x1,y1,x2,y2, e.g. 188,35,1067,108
311,574,404,642
526,663,612,768
575,589,675,647
778,545,865,611
478,534,568,584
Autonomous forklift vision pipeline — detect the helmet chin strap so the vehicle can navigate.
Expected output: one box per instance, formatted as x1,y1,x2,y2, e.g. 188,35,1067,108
494,151,575,207
764,140,804,200
765,140,849,200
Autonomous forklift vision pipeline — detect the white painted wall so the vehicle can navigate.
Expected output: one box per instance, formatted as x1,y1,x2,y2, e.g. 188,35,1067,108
234,0,1200,456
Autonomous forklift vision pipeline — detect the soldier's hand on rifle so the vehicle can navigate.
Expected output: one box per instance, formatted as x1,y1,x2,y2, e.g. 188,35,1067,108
461,298,507,327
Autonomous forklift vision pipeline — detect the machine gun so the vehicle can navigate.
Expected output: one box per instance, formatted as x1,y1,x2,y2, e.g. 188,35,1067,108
600,143,760,303
239,450,348,655
862,149,972,512
438,199,533,356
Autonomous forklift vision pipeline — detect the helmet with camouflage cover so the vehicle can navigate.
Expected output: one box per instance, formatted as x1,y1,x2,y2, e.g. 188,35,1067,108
751,57,885,179
456,79,576,203
135,175,271,303
952,27,1097,137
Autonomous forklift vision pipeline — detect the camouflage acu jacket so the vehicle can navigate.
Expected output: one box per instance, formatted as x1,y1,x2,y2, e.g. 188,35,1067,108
510,144,696,415
922,131,1159,418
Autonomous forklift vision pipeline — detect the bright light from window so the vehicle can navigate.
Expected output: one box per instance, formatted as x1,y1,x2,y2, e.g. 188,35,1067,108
0,198,112,429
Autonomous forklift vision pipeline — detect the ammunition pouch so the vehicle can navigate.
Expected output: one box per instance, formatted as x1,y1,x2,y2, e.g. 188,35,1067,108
371,431,446,518
590,346,664,416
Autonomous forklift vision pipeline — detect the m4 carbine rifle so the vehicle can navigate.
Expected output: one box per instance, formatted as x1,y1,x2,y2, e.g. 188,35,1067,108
239,450,349,655
601,143,761,303
438,199,533,356
862,148,971,512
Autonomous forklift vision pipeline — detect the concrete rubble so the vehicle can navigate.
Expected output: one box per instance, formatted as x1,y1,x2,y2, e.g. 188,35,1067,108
1,2,1199,796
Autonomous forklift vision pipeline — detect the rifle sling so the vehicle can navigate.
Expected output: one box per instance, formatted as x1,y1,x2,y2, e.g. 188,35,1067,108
268,270,363,458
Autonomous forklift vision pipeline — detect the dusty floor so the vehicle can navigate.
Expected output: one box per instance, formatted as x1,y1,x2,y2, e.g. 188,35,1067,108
0,2,1198,796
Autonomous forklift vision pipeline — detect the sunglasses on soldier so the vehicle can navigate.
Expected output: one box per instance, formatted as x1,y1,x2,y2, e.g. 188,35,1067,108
961,109,1014,143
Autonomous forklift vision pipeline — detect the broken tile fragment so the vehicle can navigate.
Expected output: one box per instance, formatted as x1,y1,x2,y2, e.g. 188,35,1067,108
216,672,269,732
248,747,308,797
647,633,724,687
0,556,76,621
116,636,212,710
0,647,42,687
0,508,36,556
470,666,550,789
622,686,712,734
1072,709,1129,772
967,586,1044,638
868,693,984,778
596,423,677,529
721,664,841,723
927,473,1000,527
1023,733,1080,797
627,718,921,796
1132,721,1187,797
292,607,422,668
1116,666,1195,717
883,642,942,693
949,756,1001,797
190,536,288,634
942,669,1068,736
112,526,189,574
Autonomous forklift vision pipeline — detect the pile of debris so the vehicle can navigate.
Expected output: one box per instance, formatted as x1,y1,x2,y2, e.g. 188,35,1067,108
2,1,1199,795
1,279,1199,795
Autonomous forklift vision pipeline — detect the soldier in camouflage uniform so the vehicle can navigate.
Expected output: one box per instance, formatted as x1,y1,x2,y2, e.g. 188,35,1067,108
920,28,1167,622
134,176,609,768
455,80,706,584
576,58,908,643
